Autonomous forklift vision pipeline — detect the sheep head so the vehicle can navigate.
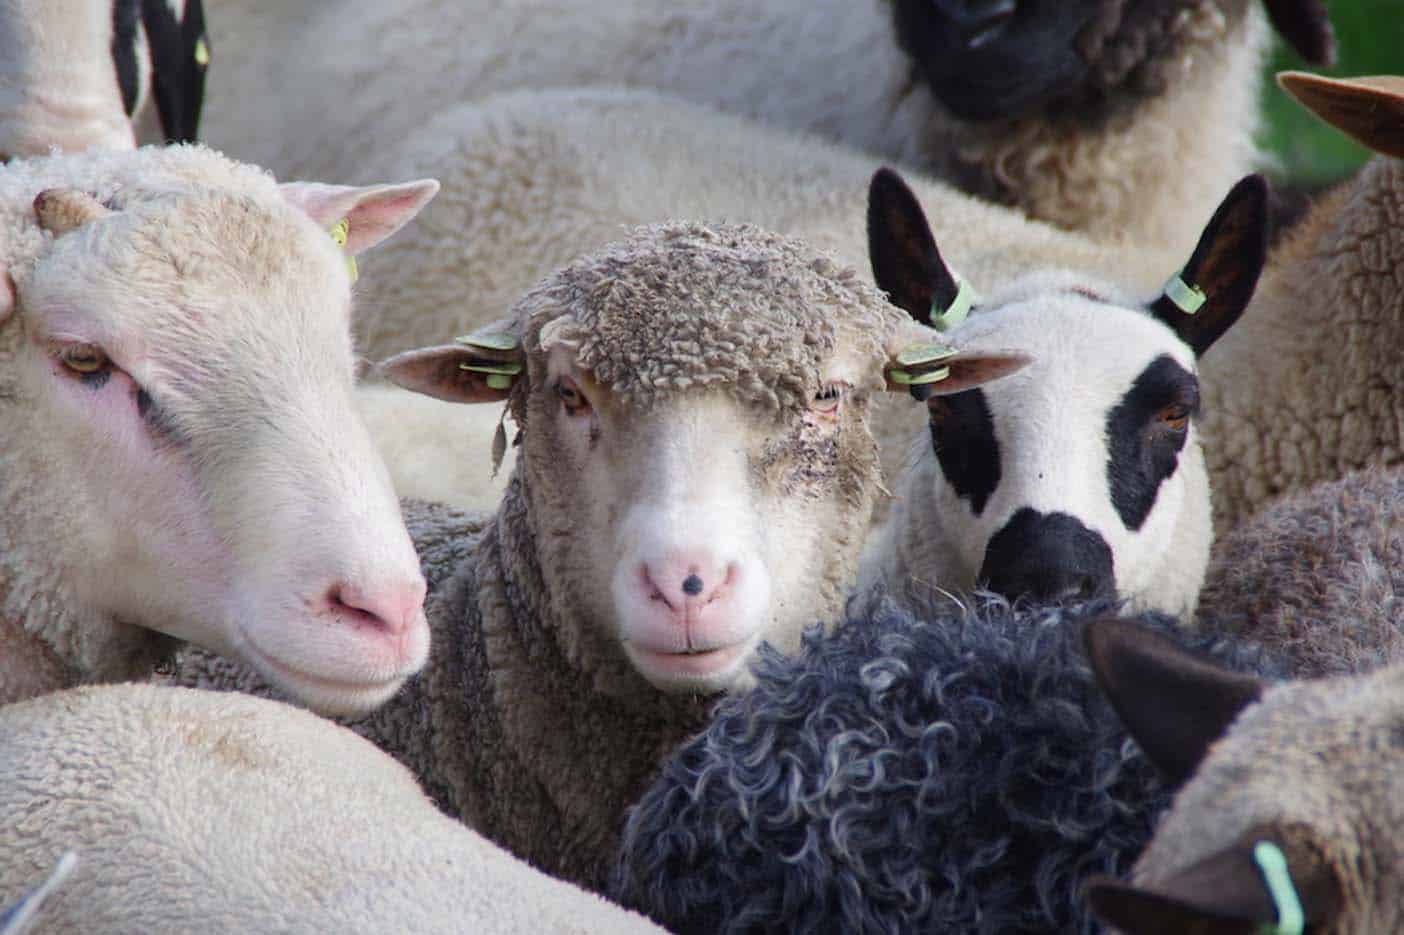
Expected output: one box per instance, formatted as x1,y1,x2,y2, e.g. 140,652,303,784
383,222,1029,696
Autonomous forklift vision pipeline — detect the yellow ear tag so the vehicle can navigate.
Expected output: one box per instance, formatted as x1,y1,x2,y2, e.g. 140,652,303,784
194,37,211,67
329,218,358,284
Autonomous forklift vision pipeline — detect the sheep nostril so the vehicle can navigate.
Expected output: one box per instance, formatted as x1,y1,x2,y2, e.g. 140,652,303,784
682,574,704,597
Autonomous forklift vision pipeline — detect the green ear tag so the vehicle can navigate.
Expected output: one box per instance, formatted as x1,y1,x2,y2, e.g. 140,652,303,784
888,365,950,386
460,359,523,390
194,37,211,67
896,343,958,367
930,278,977,332
1253,842,1304,935
1163,272,1206,315
454,332,519,351
328,218,358,283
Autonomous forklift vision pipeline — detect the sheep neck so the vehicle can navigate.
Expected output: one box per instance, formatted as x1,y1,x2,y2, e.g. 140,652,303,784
464,474,712,889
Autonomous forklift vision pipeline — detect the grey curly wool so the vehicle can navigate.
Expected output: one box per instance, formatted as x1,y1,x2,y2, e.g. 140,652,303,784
1197,468,1403,678
610,592,1282,934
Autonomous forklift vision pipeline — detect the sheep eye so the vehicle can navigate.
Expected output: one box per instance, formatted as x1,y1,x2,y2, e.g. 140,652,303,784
555,377,590,415
60,344,109,375
811,384,843,414
1158,403,1190,432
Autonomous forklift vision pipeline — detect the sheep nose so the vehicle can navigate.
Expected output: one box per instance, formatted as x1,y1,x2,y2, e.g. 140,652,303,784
327,577,427,635
642,557,732,614
932,0,1018,49
978,508,1116,604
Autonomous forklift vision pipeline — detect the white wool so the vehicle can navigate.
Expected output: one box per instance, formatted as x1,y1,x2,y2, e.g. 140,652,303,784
0,684,666,935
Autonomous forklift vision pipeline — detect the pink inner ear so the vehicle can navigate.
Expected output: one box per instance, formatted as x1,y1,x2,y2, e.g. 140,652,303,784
0,271,14,326
278,180,439,255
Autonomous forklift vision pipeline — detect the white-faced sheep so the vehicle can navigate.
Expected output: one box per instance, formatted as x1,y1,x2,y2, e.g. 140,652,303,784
1084,617,1404,934
610,593,1281,934
0,143,441,716
1200,71,1404,532
0,684,667,935
173,222,1032,890
0,0,208,157
203,0,1330,254
1197,467,1403,678
859,167,1268,617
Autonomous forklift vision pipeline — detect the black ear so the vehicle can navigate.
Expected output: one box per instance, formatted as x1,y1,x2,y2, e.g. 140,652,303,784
1085,829,1341,935
867,167,960,327
1262,0,1336,67
140,0,210,143
1149,174,1269,358
1083,617,1265,787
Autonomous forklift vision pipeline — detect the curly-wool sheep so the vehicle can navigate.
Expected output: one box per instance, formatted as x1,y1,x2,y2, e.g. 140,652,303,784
203,0,1329,255
173,221,1031,891
1197,468,1403,678
1084,618,1404,934
0,684,667,935
0,143,440,715
611,592,1281,934
0,0,208,156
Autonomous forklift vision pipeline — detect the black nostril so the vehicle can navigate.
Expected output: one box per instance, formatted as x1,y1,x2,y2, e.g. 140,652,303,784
682,574,704,597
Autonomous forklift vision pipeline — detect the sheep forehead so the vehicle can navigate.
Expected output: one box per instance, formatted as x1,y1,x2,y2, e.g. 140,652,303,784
524,222,901,405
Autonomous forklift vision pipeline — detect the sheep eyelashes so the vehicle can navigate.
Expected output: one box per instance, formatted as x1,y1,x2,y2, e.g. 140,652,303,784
864,167,1269,615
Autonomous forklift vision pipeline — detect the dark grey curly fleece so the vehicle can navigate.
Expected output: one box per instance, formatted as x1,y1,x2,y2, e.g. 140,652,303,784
612,592,1282,934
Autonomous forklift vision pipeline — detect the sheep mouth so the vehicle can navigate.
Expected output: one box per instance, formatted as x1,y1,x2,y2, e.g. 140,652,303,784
236,629,414,714
626,640,756,687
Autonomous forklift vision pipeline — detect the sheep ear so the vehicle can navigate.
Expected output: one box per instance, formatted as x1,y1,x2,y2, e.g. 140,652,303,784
34,189,113,236
1085,830,1340,935
1262,0,1336,66
867,167,961,327
882,321,1030,400
1083,617,1265,787
379,328,523,404
279,179,440,255
1149,174,1269,358
141,0,211,142
1278,71,1404,159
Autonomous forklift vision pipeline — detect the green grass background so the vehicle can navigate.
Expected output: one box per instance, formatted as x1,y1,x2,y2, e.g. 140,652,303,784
1261,0,1404,183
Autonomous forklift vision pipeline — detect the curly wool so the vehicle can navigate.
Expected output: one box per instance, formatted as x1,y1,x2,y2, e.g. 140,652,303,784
613,592,1281,935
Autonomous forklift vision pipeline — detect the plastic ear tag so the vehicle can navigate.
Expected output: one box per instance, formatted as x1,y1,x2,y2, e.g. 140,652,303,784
1253,842,1304,935
1163,272,1206,315
459,359,523,391
930,278,977,332
888,365,950,386
328,218,358,283
896,343,958,368
194,37,210,67
454,332,520,352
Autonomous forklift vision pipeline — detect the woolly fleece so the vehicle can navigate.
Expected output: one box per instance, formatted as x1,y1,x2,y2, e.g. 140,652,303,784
0,683,666,935
612,591,1282,934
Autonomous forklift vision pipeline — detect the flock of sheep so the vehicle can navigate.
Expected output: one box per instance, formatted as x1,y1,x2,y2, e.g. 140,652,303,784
0,0,1401,932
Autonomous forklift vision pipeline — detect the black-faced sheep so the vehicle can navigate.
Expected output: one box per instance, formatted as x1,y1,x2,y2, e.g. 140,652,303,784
0,684,667,935
0,143,440,715
1084,617,1404,934
173,223,1032,890
611,592,1281,933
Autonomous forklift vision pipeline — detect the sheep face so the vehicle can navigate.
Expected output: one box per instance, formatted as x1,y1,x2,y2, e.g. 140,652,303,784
868,168,1267,615
384,222,1030,696
0,172,439,714
1085,619,1401,934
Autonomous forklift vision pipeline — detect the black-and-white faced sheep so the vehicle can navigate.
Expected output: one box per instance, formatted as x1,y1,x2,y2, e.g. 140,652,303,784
1084,617,1404,934
173,222,1032,891
0,0,208,157
860,167,1269,616
0,143,440,715
611,592,1281,934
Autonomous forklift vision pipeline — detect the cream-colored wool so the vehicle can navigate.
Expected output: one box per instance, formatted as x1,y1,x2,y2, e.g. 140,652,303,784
175,222,990,891
0,144,435,715
0,684,666,935
1109,661,1404,933
1197,468,1403,677
204,0,1274,256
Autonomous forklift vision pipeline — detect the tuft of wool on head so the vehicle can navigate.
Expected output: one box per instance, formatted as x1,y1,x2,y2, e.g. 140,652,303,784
512,222,903,415
612,591,1281,934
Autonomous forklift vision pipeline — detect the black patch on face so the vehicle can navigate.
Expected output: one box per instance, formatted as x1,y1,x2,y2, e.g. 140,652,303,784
1104,354,1198,531
979,507,1115,602
112,0,143,116
929,388,999,516
81,368,113,390
136,386,184,447
140,0,208,142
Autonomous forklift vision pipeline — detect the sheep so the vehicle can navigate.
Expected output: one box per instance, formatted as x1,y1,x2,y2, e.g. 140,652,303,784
0,684,668,935
202,0,1331,256
1083,617,1404,934
858,166,1268,617
0,0,209,157
0,142,444,716
1199,71,1404,532
1196,467,1403,678
609,591,1282,934
172,221,1034,891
